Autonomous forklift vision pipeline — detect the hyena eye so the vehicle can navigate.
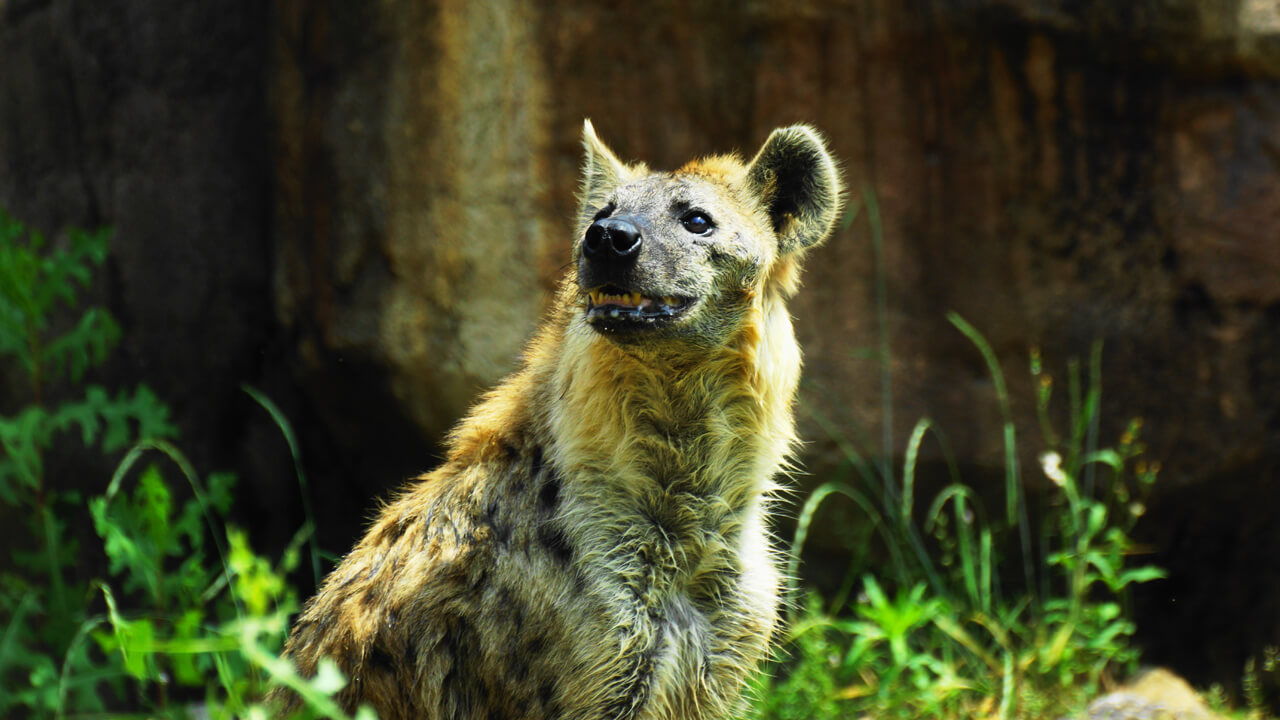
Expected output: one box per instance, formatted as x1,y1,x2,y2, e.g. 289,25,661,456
681,211,714,235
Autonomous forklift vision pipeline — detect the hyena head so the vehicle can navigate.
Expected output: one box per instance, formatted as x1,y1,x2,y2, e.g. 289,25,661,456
575,120,843,349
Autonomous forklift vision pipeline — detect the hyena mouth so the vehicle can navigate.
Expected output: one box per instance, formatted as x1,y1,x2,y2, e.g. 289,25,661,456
585,286,694,326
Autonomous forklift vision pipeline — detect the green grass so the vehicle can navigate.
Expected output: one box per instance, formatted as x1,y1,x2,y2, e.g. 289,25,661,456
752,337,1162,719
748,190,1167,719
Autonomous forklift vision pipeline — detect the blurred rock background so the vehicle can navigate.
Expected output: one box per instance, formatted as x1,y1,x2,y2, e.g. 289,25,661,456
1,0,1277,698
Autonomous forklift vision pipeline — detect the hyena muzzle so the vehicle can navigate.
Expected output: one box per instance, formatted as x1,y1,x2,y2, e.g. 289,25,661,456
274,120,842,720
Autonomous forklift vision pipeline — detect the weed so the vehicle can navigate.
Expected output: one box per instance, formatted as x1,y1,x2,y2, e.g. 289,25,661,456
0,210,176,715
751,193,1166,719
0,210,374,718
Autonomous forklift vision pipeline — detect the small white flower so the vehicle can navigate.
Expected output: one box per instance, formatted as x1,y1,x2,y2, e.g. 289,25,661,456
1040,451,1067,487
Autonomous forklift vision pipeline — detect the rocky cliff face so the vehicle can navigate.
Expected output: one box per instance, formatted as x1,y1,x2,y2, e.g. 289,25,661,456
0,0,297,534
2,0,1277,695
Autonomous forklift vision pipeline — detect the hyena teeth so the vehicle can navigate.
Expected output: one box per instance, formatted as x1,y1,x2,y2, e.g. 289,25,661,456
585,290,691,323
590,291,658,309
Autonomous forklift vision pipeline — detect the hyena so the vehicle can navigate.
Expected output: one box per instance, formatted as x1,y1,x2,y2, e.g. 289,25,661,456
276,120,842,720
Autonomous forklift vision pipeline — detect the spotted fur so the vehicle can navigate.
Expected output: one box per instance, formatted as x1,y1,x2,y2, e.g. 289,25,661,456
275,120,843,720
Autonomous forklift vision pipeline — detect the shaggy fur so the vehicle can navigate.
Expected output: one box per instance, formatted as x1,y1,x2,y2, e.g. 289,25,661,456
275,121,843,720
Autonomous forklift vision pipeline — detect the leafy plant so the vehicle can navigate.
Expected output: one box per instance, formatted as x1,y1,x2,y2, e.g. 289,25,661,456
87,440,375,719
0,211,178,502
750,191,1167,719
0,209,372,718
0,210,177,715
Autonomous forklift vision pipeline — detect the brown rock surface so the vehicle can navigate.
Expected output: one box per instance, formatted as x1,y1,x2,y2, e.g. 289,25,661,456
0,0,300,540
271,0,555,447
2,0,1278,698
1080,668,1219,720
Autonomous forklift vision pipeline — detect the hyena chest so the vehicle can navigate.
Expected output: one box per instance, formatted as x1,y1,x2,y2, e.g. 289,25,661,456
552,517,771,720
642,593,729,717
493,435,773,718
546,569,758,720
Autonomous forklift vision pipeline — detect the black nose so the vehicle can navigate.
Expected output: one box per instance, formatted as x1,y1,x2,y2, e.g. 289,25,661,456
583,217,642,261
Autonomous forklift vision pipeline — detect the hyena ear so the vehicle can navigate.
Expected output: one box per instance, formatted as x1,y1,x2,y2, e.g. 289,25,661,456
743,125,843,255
578,119,633,228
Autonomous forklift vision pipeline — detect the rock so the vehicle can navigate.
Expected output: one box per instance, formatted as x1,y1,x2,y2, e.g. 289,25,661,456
0,0,297,545
270,0,556,448
1080,668,1219,720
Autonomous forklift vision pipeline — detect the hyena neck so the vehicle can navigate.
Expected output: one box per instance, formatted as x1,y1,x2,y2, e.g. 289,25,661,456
540,287,801,555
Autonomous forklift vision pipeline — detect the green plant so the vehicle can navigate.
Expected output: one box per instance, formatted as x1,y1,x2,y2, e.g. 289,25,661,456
0,210,177,715
762,329,1163,719
1241,646,1280,719
0,210,373,718
0,212,178,501
86,440,375,719
751,192,1166,719
747,594,843,720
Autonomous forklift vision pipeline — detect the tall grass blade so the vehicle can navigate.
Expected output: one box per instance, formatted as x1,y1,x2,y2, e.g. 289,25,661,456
902,419,927,526
998,652,1014,720
947,312,1034,605
1083,341,1103,501
946,314,1014,521
1068,359,1083,473
108,439,244,619
55,614,109,720
1031,348,1059,448
980,527,994,612
902,418,943,594
788,481,907,613
925,484,988,611
243,385,321,590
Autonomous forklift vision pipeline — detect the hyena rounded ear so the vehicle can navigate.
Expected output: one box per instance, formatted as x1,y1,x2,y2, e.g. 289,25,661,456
743,125,844,255
578,119,633,228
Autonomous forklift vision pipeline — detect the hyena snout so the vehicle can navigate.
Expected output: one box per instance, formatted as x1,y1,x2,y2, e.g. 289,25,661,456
582,216,642,268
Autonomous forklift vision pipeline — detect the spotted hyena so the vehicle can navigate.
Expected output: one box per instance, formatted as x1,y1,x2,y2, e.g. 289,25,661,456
275,120,843,720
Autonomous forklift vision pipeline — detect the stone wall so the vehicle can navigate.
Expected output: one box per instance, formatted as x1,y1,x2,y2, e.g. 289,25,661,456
2,0,1278,693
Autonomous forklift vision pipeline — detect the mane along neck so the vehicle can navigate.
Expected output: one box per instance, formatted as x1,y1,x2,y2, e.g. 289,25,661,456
545,280,802,506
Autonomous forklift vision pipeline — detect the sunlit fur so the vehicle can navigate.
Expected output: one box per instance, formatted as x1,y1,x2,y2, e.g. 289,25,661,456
274,121,842,720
